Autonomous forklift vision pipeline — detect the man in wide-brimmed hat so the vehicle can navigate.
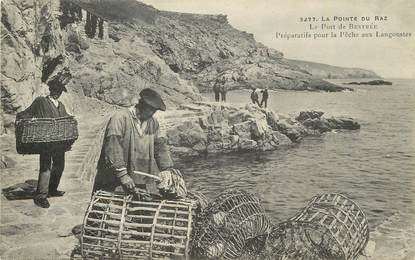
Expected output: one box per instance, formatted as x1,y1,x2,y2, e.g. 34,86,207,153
93,88,176,195
17,78,71,208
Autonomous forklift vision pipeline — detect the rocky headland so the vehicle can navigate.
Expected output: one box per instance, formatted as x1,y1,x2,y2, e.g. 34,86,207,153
287,59,379,79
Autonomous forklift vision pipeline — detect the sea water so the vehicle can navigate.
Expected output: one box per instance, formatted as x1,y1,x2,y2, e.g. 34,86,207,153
178,79,415,257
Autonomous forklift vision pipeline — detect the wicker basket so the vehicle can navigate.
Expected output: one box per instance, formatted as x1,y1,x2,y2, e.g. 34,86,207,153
191,189,272,259
15,116,78,154
81,190,197,260
263,193,369,260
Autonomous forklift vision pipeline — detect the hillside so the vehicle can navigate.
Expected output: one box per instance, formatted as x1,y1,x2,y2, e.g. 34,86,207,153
287,59,379,79
1,0,361,132
74,0,346,93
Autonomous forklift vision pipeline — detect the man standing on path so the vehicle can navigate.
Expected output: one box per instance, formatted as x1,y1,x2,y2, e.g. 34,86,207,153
93,88,174,195
17,79,71,208
260,87,269,108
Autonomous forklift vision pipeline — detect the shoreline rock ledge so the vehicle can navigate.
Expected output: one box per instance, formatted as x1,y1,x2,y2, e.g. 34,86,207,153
158,102,360,158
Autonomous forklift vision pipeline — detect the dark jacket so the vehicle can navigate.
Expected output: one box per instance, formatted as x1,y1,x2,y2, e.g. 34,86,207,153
17,96,69,119
262,89,269,99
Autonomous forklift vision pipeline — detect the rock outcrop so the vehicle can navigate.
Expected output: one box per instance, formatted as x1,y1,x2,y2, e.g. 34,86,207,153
287,59,379,79
1,0,203,121
1,0,71,112
344,80,392,85
158,102,360,158
58,1,204,108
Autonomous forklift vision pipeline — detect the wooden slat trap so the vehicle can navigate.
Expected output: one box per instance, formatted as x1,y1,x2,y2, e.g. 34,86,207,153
81,191,195,259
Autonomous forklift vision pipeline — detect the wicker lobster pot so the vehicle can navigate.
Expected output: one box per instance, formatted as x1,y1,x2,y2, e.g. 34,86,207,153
264,193,369,260
81,190,196,260
15,116,78,154
191,189,272,259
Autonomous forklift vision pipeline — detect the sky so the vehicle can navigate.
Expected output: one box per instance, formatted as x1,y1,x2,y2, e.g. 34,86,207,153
141,0,415,78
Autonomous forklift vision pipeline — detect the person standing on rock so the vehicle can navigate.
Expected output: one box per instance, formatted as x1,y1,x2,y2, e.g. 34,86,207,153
17,79,71,208
260,87,269,108
250,88,260,106
220,84,227,102
93,88,175,195
213,83,220,102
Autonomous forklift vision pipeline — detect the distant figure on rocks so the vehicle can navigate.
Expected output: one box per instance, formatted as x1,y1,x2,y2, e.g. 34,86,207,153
220,84,227,102
213,83,220,102
17,79,71,208
260,87,269,108
250,88,260,106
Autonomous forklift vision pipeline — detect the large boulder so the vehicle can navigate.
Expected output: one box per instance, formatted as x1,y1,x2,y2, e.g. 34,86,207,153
301,118,332,133
207,123,231,142
167,121,206,147
275,118,308,142
327,117,360,130
296,110,324,122
238,138,257,151
232,121,252,139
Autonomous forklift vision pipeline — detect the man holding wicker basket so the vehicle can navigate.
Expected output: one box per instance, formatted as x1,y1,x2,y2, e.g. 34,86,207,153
16,78,73,208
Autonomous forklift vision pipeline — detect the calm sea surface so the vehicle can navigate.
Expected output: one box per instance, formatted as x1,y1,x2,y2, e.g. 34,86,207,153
178,79,415,235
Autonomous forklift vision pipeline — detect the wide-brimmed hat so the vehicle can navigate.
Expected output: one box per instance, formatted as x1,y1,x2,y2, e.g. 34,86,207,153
139,88,166,111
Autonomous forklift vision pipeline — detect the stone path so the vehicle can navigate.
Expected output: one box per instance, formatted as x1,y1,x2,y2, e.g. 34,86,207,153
0,113,108,259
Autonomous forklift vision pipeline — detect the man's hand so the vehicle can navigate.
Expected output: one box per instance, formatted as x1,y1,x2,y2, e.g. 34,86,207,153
120,174,135,193
157,169,187,199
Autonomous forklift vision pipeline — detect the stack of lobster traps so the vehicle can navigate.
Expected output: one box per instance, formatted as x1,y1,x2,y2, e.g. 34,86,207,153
79,190,370,260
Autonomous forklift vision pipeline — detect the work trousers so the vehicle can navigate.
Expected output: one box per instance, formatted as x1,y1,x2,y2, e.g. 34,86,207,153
261,98,268,108
35,151,65,199
214,92,220,102
221,92,227,102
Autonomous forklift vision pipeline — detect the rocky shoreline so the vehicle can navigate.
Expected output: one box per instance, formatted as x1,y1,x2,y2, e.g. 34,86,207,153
156,102,360,159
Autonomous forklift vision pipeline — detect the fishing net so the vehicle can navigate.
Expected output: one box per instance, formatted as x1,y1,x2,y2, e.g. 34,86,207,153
191,189,272,259
262,193,369,260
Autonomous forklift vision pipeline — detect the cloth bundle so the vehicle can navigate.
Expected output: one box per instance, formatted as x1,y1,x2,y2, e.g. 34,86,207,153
156,168,187,199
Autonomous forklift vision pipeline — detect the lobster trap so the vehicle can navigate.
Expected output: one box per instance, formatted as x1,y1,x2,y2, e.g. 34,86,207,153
191,189,272,259
15,116,78,154
264,193,369,260
81,190,197,259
